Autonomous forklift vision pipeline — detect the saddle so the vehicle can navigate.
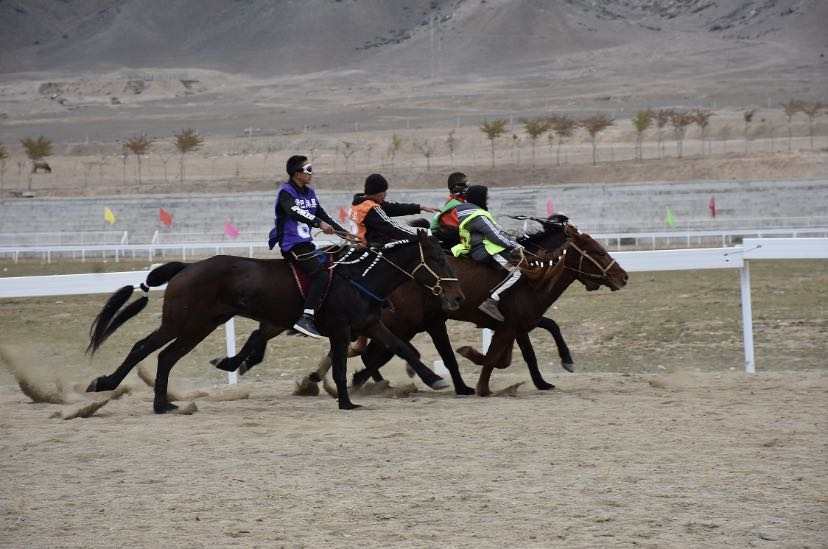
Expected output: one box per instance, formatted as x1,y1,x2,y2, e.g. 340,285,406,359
288,252,335,300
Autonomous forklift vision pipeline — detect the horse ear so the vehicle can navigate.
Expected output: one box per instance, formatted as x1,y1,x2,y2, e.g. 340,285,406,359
416,228,428,241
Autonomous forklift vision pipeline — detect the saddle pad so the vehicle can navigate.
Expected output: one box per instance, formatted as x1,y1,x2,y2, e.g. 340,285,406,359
289,258,334,300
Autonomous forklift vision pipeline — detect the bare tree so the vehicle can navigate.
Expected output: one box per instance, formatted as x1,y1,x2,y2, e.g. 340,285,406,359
20,135,53,191
743,109,757,154
521,117,550,168
719,124,732,154
174,128,204,182
510,134,521,165
480,119,507,168
781,99,804,151
670,111,694,158
0,144,8,197
445,130,460,167
654,109,674,159
340,141,358,171
157,151,173,183
579,114,614,165
125,134,152,185
800,101,826,150
549,115,577,166
691,109,714,156
413,139,436,171
387,133,403,171
631,110,653,160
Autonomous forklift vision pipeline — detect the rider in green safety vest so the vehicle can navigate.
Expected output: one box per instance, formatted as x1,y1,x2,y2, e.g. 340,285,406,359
451,185,524,322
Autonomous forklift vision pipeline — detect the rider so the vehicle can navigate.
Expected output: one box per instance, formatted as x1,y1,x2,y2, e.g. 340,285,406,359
351,173,439,246
451,185,523,322
269,155,349,338
430,171,468,247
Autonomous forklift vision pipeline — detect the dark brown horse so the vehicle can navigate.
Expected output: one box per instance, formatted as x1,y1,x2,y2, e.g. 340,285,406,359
85,230,464,412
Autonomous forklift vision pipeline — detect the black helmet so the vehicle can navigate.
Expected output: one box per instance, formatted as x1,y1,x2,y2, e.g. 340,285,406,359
465,185,488,210
447,172,468,195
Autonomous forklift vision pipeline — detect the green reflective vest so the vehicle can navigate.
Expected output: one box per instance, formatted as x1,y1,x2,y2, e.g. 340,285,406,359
430,197,464,230
451,209,507,258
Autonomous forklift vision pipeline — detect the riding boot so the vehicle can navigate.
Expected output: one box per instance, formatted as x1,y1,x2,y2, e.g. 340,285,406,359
478,267,522,322
293,271,327,339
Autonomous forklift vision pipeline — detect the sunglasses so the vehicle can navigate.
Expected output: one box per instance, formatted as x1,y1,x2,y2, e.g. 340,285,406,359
301,164,313,175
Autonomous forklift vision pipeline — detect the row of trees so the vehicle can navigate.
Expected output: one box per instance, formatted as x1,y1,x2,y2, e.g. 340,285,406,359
475,100,825,168
1,129,205,190
1,101,824,192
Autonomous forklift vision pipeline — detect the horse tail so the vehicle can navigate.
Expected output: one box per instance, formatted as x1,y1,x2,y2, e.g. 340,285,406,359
146,261,187,287
86,262,189,355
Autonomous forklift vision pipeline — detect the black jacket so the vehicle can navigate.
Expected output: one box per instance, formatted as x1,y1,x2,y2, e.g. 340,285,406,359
352,193,422,245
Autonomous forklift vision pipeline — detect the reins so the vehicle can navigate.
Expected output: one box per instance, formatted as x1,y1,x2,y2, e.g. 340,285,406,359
324,237,458,297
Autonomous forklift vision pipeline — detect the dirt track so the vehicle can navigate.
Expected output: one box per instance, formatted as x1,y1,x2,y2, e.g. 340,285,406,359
1,260,826,547
0,370,826,548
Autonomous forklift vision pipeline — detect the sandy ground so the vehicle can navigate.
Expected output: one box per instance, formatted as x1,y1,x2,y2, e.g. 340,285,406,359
0,371,825,548
0,259,826,547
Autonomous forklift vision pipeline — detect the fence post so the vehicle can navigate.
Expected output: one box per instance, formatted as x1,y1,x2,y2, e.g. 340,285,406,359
225,317,238,385
739,261,755,373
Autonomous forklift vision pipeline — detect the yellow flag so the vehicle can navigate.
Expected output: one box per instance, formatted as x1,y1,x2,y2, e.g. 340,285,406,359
104,207,116,225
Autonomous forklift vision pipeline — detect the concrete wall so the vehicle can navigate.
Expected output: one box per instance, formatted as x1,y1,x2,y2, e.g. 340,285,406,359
1,178,827,244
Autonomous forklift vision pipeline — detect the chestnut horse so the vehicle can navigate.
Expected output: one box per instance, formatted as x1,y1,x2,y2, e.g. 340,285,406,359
85,231,463,412
331,221,627,395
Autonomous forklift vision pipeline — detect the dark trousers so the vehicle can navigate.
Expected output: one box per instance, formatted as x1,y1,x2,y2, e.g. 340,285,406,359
285,242,327,313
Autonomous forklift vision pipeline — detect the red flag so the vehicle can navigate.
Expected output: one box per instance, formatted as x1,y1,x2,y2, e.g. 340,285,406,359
546,198,554,217
338,206,348,224
224,221,240,239
159,208,173,227
708,196,716,218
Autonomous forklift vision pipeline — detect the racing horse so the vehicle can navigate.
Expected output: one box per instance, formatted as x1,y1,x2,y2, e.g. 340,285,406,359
85,230,463,412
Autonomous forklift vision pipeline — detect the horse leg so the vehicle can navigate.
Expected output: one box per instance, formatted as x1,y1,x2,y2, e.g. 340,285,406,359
330,329,360,410
516,331,555,391
425,321,474,395
352,339,395,387
365,322,447,390
87,328,175,392
536,316,574,372
211,322,285,374
473,330,515,397
211,328,265,372
153,328,213,414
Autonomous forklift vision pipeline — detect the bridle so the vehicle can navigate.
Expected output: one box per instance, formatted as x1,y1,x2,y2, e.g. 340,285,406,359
562,239,617,281
382,240,459,296
332,239,459,296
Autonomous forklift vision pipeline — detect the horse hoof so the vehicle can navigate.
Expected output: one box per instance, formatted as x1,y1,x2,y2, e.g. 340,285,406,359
562,362,575,373
455,385,476,396
153,402,178,414
209,357,221,366
339,401,362,411
85,378,98,392
428,378,450,391
535,382,556,391
352,371,368,388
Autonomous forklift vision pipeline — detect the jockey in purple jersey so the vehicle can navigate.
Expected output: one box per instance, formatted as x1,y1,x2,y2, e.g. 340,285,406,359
268,155,351,338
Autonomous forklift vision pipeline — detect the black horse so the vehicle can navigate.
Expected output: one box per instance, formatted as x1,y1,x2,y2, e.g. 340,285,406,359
86,230,464,412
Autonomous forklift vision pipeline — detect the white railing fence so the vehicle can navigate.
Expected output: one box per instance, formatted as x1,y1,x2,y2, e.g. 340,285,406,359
1,239,826,382
2,229,827,264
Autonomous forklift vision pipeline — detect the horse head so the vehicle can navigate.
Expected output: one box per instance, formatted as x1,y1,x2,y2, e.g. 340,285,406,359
412,229,465,311
562,225,628,291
